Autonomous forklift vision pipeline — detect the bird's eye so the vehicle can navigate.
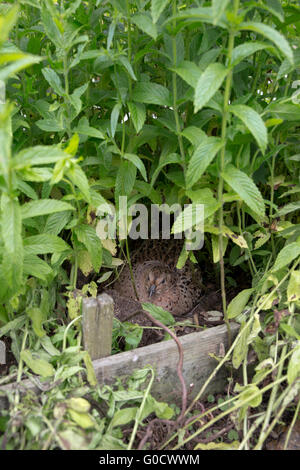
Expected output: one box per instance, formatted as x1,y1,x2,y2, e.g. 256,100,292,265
161,279,165,284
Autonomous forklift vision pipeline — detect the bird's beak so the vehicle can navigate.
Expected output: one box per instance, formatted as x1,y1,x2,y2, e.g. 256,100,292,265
149,284,156,297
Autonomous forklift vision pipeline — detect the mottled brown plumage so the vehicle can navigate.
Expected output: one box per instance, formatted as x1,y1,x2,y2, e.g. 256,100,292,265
109,239,202,319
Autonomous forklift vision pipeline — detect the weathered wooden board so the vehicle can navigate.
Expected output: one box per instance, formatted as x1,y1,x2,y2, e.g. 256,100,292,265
0,322,239,409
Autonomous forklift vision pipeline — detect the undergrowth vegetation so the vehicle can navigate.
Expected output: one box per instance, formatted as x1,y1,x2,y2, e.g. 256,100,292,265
0,0,299,450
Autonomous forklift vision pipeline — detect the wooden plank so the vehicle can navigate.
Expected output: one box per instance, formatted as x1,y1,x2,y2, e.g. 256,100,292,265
0,323,239,409
92,322,240,402
82,294,114,360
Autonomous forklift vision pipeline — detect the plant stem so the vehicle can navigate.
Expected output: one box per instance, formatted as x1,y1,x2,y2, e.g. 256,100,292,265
218,0,240,346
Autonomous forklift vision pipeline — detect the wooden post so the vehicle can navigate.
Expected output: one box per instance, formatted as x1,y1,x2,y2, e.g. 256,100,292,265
82,294,114,360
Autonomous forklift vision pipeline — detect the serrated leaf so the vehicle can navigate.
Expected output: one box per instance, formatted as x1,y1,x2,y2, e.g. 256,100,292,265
68,409,95,429
287,346,300,385
26,307,46,338
186,137,223,188
42,67,64,96
127,102,146,134
194,63,228,113
172,203,207,234
13,145,69,169
142,302,175,326
222,164,265,217
115,160,137,197
23,234,70,256
132,13,157,40
230,104,267,153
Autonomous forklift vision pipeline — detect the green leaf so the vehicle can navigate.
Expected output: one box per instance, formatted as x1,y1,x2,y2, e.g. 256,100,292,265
172,204,207,234
111,102,122,138
26,307,46,338
227,288,254,319
13,145,69,169
151,0,170,23
0,5,19,45
232,323,250,369
42,67,64,96
124,153,147,182
151,153,182,187
21,349,54,377
118,56,137,81
24,234,70,256
239,22,293,64
212,0,229,24
271,242,300,272
287,346,300,385
171,61,202,88
132,13,157,40
231,41,274,66
75,117,105,139
109,407,138,429
0,194,23,289
287,270,300,303
194,63,228,113
229,104,267,153
128,102,146,134
276,202,300,217
0,54,42,82
68,409,95,429
186,137,223,188
263,0,284,22
132,82,171,106
265,102,300,121
41,2,63,49
23,255,53,280
115,160,137,197
44,211,71,235
181,126,206,147
75,225,102,272
35,118,64,132
66,164,91,203
142,303,175,326
21,199,75,219
222,164,265,217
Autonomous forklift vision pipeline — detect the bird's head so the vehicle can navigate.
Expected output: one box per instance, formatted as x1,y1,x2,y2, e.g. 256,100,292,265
136,261,175,302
